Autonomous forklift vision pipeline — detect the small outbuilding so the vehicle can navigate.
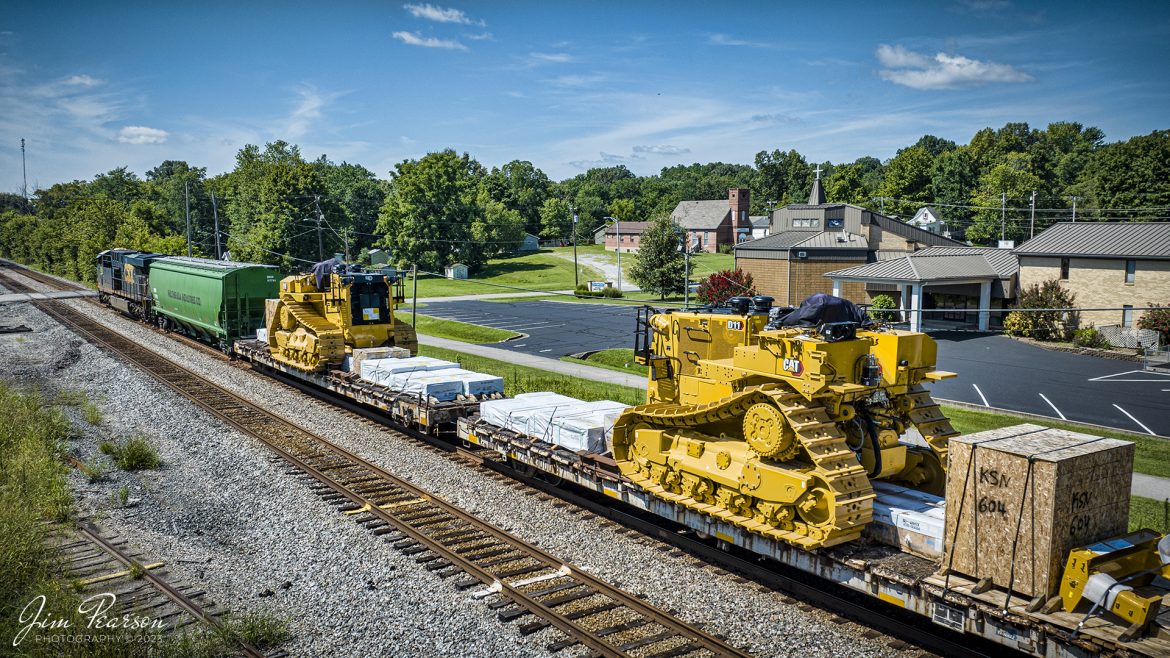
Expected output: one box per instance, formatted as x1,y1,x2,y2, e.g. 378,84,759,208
444,263,469,280
516,233,540,252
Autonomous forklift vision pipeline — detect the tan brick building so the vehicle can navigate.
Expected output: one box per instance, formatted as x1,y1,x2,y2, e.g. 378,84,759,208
603,221,650,253
1014,222,1170,328
734,176,963,306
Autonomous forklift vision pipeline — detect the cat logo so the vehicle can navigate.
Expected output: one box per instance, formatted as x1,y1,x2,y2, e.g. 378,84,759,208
782,358,804,375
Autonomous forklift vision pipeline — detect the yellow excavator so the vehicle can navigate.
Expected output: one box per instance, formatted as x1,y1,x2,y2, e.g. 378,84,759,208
611,294,957,550
266,260,417,373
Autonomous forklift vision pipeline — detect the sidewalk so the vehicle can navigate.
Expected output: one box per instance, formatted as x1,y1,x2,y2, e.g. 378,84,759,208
418,333,1170,501
414,290,571,304
416,334,647,389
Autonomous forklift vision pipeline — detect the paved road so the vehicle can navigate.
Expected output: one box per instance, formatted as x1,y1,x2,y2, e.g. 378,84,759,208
420,299,1170,437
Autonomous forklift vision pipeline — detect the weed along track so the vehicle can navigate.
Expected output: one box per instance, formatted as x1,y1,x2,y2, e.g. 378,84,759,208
3,271,750,658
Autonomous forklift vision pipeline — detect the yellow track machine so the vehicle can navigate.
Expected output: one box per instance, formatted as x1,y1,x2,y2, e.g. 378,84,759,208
266,260,417,373
611,294,957,549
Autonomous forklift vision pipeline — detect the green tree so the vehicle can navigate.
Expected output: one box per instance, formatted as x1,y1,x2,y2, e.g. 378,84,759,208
931,148,978,234
538,197,573,242
144,160,210,244
607,198,637,223
472,187,526,259
1074,130,1169,221
313,157,387,254
482,160,551,235
879,145,935,217
967,153,1043,244
376,149,485,273
630,214,685,300
753,148,811,205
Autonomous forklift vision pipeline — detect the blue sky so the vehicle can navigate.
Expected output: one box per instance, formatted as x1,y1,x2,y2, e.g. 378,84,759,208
2,1,1168,193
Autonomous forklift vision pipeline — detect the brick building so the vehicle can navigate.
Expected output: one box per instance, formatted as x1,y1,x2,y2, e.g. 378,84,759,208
604,221,651,253
669,188,754,253
734,175,963,306
1014,222,1170,328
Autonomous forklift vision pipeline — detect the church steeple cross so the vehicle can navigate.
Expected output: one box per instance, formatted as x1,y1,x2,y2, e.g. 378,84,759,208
813,164,822,180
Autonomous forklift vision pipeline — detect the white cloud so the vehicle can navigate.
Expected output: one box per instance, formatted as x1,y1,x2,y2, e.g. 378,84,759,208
62,74,103,87
116,125,168,144
568,152,635,169
402,3,483,26
632,144,690,155
876,44,1033,89
529,52,573,64
708,33,771,48
392,31,468,50
285,85,326,138
547,73,606,88
466,31,493,41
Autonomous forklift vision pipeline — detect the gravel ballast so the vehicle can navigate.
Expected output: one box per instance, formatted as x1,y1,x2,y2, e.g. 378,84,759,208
1,269,912,658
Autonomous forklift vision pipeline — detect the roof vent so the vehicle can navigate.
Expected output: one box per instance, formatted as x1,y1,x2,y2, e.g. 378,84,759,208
796,250,808,259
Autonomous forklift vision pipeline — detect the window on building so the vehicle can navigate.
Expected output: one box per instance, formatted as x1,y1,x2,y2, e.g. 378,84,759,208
793,218,820,228
1125,259,1136,284
1122,305,1134,327
1059,258,1069,281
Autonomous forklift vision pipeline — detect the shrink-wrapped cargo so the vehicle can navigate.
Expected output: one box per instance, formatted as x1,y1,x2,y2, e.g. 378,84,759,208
346,346,411,374
867,481,945,560
359,356,458,384
479,395,627,453
479,394,579,433
436,369,505,397
385,370,465,401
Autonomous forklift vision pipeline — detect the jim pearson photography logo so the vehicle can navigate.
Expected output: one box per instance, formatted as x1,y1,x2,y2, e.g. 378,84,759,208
13,593,167,647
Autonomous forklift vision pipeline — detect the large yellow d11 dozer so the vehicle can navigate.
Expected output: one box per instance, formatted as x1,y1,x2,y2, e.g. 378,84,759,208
266,260,417,373
610,294,957,550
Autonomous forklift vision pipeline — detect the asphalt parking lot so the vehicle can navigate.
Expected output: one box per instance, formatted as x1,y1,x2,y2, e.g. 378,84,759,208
421,299,1170,437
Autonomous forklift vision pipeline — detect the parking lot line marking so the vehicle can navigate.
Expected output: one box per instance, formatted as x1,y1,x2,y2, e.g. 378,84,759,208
539,349,552,353
972,384,990,407
1088,370,1170,382
1038,393,1067,420
512,344,526,347
1113,404,1156,436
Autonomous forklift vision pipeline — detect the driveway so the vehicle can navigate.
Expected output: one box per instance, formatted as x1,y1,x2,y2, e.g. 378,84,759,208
420,300,1170,436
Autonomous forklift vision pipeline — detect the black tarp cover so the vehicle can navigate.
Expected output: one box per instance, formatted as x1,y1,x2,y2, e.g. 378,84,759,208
780,293,869,327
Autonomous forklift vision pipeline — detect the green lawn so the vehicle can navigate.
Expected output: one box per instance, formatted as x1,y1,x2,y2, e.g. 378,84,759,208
410,314,519,343
408,249,603,298
943,404,1170,478
417,345,644,405
1130,496,1170,534
561,348,649,376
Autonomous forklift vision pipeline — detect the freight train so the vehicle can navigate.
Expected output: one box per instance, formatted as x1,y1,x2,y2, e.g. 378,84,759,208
91,250,1170,658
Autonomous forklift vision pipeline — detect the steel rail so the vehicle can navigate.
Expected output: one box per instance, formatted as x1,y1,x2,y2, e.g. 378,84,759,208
76,523,267,658
12,283,747,658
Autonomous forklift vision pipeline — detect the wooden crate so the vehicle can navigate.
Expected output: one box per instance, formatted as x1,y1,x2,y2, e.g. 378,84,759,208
943,423,1133,598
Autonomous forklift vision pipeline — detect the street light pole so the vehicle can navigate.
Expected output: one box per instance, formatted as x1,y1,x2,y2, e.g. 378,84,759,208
604,216,620,292
570,205,578,288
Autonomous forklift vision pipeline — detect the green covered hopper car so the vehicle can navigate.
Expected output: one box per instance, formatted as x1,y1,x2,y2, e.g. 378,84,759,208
149,257,279,347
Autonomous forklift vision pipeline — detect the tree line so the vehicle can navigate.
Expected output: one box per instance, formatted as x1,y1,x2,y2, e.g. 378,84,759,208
1,123,1167,283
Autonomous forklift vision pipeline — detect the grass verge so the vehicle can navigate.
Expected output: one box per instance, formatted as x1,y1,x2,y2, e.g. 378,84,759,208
410,314,520,343
1130,496,1170,534
561,348,648,377
418,345,644,405
943,405,1170,478
409,249,603,298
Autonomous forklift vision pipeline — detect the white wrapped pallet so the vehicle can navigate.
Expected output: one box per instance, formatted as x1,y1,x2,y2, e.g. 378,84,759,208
346,346,411,374
526,400,628,444
479,394,579,433
438,369,504,397
384,370,464,401
359,356,458,384
867,481,946,559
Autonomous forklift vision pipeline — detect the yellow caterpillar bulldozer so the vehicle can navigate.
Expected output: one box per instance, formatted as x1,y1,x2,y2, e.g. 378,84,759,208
266,260,417,372
611,294,957,550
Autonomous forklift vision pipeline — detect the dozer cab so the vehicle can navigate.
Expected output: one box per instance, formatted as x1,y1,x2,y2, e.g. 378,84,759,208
611,294,957,549
266,259,418,372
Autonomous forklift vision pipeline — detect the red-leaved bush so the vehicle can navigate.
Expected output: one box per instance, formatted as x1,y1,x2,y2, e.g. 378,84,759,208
1137,304,1170,342
696,268,756,306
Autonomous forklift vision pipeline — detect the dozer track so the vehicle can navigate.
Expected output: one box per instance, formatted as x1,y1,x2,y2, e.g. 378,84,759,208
904,383,958,467
274,300,345,371
611,384,875,550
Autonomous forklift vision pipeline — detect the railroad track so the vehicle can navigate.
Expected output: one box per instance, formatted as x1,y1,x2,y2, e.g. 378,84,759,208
3,268,750,658
52,521,272,657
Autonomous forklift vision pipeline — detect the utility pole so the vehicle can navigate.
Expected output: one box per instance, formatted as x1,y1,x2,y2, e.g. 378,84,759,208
211,193,221,260
682,235,691,309
1000,192,1006,242
879,196,885,214
343,226,350,263
1029,190,1036,239
313,195,325,261
604,215,621,292
411,263,418,327
20,138,28,202
1071,196,1078,222
570,205,579,288
184,181,193,257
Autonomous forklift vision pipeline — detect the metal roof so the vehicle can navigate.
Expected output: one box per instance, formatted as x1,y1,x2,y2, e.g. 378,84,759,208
749,215,769,228
155,256,276,272
826,247,1017,283
735,230,868,251
604,221,650,235
670,200,730,229
1013,222,1170,259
